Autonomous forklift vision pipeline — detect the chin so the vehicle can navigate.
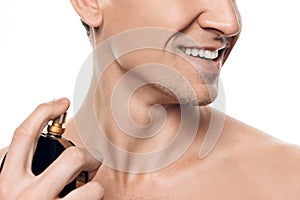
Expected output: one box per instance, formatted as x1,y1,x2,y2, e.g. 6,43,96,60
191,95,217,106
153,82,219,106
187,91,218,106
193,83,219,106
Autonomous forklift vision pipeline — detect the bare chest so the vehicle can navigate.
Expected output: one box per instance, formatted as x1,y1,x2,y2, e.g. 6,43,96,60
98,169,277,200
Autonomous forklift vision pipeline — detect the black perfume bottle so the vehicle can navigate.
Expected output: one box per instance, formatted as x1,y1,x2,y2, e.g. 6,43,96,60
0,113,88,198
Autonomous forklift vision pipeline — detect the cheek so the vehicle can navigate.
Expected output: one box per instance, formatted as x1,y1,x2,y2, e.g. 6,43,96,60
115,49,169,72
102,1,198,39
116,49,210,87
114,49,218,105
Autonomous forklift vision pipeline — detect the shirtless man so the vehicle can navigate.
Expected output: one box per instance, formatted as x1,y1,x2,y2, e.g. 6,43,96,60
1,0,300,199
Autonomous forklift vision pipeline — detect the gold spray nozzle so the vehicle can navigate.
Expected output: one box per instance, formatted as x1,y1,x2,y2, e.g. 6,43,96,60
47,113,67,136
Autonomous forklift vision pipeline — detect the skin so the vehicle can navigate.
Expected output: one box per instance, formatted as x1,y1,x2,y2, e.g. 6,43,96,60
1,0,300,199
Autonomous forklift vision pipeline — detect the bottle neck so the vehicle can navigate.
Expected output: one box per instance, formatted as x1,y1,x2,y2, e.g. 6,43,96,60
41,132,63,139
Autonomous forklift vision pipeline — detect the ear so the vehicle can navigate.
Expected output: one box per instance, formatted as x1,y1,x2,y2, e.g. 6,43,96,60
70,0,103,27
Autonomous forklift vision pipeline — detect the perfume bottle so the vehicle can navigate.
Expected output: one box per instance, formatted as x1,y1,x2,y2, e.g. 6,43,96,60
0,113,88,198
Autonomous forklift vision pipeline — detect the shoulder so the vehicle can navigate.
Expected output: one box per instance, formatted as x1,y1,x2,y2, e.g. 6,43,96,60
248,140,300,198
223,114,300,197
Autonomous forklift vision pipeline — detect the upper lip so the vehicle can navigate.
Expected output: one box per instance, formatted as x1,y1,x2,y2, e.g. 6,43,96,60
180,45,226,52
179,38,232,51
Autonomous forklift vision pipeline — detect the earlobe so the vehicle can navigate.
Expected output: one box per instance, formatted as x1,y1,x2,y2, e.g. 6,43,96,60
70,0,103,27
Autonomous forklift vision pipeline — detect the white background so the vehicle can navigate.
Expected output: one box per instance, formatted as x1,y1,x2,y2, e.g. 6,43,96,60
0,1,299,148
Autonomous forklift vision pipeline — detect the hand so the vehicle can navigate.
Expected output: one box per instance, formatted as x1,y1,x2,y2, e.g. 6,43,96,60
0,98,104,200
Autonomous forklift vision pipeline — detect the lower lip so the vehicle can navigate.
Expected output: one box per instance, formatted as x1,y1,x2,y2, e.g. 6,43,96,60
180,51,222,75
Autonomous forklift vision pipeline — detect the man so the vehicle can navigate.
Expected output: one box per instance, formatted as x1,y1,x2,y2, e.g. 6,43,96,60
1,0,300,199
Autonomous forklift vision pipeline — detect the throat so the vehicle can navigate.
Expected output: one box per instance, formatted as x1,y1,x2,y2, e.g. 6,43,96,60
97,99,202,173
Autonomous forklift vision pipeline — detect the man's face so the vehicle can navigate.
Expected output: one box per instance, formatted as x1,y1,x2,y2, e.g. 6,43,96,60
97,0,241,105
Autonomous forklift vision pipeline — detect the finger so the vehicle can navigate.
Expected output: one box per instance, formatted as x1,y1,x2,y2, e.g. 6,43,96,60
60,181,104,200
2,98,70,175
88,168,100,181
31,147,101,198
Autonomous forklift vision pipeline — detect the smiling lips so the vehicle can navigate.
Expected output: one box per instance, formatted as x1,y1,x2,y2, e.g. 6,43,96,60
180,47,224,60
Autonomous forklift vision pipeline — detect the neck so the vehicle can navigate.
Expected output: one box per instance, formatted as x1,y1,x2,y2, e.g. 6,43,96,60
95,61,183,152
73,58,211,173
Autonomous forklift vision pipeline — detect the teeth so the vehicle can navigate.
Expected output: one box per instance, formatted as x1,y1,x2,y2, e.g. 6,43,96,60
185,48,192,55
199,49,205,58
183,47,219,60
192,49,198,57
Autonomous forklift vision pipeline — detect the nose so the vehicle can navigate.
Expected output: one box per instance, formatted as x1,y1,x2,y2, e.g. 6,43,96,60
197,0,241,37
